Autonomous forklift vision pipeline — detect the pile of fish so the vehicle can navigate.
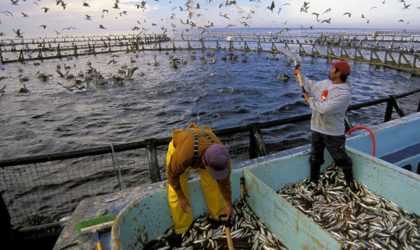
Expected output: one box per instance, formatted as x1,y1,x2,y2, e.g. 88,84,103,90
145,200,287,250
279,166,420,249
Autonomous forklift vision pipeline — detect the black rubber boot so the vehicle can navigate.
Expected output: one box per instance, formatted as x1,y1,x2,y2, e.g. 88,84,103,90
310,164,321,183
166,233,182,247
342,166,357,192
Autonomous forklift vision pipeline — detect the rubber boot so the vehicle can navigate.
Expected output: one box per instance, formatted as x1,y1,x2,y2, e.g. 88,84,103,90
310,164,321,184
342,166,357,192
166,233,182,247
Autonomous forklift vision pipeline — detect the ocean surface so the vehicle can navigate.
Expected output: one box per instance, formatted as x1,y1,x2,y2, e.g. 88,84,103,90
0,28,419,159
0,27,419,227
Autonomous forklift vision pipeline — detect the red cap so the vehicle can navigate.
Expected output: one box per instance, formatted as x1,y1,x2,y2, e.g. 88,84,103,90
329,60,351,75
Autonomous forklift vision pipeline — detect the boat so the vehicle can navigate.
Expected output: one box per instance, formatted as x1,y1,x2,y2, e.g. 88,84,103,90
53,113,420,250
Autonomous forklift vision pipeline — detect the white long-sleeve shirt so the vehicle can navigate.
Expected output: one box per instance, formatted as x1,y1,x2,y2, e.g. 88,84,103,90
302,76,353,136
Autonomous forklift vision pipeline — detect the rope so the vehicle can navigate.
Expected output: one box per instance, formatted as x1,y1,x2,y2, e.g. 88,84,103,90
110,144,126,190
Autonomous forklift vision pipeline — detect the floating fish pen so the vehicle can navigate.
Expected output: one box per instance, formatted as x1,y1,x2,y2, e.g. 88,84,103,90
1,32,419,75
0,34,170,63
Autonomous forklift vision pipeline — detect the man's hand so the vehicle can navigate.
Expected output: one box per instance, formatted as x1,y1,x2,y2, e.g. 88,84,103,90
302,92,310,102
224,200,233,218
178,194,191,212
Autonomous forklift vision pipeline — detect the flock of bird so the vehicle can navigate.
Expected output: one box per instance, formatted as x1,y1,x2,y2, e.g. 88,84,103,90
0,49,278,95
0,0,418,38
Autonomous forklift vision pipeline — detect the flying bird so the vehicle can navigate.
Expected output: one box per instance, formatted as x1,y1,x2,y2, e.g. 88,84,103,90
321,17,331,24
312,12,320,20
13,28,23,37
402,3,410,9
267,1,275,11
39,24,47,29
99,24,107,29
21,12,29,17
322,8,331,14
219,12,230,19
2,11,14,17
82,2,90,7
343,12,351,17
300,1,310,13
41,7,50,13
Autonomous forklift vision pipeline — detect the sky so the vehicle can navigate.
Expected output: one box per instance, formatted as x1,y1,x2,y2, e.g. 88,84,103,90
0,0,419,38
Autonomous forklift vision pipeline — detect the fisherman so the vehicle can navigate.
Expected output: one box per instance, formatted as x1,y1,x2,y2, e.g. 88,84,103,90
294,60,356,191
165,124,233,247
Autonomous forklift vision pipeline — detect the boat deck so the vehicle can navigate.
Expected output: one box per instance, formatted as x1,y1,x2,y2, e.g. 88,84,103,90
53,113,420,250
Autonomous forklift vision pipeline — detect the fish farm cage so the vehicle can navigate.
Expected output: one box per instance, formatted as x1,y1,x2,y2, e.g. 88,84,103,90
1,32,419,75
0,31,419,245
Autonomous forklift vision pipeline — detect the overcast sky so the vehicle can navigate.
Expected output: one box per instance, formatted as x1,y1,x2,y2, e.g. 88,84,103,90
0,0,419,38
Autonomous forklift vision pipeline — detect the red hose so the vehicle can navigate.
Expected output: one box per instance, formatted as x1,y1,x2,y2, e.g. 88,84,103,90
346,125,376,156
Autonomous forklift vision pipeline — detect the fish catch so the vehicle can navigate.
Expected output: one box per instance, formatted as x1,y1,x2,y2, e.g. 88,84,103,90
278,165,420,250
144,200,287,250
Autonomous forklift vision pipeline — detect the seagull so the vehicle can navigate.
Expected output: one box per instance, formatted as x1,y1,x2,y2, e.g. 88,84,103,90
219,12,230,19
13,28,23,38
82,2,90,7
343,12,351,17
321,17,331,24
41,7,50,13
99,24,106,29
39,24,47,29
2,11,14,17
10,0,19,5
18,83,29,94
322,8,331,14
58,1,67,10
300,1,310,13
21,12,29,17
85,14,92,20
267,1,275,11
312,12,320,21
402,3,410,9
62,26,76,30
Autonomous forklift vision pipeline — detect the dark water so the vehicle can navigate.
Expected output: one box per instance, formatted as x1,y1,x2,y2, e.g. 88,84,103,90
0,50,419,159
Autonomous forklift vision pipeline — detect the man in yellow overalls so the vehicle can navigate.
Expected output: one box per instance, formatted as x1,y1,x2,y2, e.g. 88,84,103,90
165,124,232,247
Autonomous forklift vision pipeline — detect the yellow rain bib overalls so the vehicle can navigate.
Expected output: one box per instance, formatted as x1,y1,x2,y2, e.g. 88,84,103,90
166,124,227,234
